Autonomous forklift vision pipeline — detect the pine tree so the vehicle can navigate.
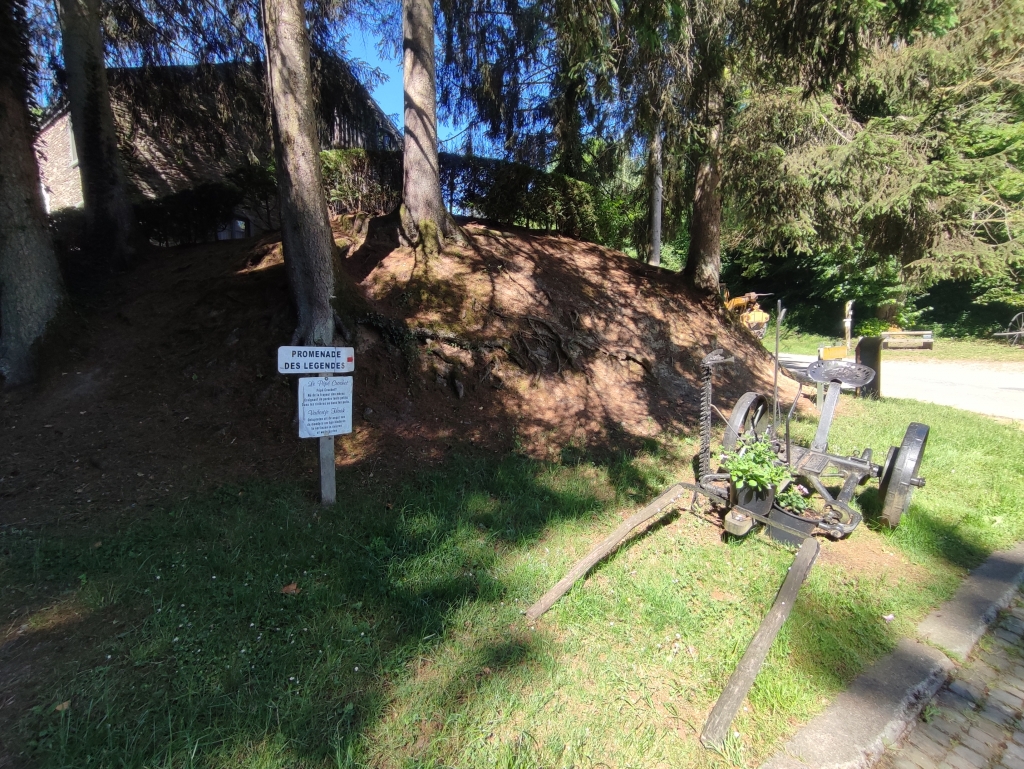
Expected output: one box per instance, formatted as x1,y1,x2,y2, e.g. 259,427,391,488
722,0,1020,307
261,0,337,345
677,0,958,293
57,0,137,263
400,0,460,253
0,0,67,386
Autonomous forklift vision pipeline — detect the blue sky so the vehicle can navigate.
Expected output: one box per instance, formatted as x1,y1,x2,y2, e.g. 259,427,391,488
344,27,462,144
345,31,403,123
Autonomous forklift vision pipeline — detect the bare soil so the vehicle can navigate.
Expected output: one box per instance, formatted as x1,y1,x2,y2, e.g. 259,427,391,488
336,217,789,463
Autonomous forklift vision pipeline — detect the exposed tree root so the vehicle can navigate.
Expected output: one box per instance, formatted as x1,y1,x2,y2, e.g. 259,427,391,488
356,308,656,383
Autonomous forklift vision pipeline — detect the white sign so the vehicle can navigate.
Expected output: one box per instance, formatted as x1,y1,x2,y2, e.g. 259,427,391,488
298,376,353,438
278,346,354,374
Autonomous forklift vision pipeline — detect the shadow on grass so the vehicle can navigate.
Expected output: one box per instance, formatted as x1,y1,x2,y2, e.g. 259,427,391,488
0,449,664,767
857,486,990,570
5,396,1017,767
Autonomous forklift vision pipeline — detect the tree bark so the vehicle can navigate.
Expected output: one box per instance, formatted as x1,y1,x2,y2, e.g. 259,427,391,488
684,86,723,293
0,1,67,387
648,127,663,267
261,0,336,345
57,0,136,263
401,0,457,253
553,61,585,179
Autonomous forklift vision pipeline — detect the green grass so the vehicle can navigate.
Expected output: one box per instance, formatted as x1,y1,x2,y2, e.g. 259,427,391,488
3,398,1024,768
795,397,1024,561
764,325,1024,363
881,338,1024,362
763,326,843,357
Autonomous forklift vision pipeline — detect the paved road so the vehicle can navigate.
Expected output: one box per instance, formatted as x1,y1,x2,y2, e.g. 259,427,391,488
778,354,1024,422
878,593,1024,769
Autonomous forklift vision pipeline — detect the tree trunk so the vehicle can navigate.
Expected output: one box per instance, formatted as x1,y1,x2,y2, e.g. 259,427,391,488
0,1,67,387
553,61,585,179
261,0,336,345
648,127,663,267
401,0,457,253
684,87,723,293
57,0,136,263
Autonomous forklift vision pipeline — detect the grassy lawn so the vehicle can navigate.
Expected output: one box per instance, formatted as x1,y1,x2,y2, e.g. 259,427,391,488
4,397,1024,768
764,326,842,357
765,325,1024,363
881,338,1024,363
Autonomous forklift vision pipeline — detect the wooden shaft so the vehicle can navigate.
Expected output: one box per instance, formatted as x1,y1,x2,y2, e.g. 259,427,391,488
525,484,687,622
319,372,336,506
700,537,819,748
320,435,336,505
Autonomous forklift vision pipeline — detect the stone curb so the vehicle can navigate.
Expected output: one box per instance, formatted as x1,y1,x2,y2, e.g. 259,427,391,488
758,543,1024,769
918,543,1024,662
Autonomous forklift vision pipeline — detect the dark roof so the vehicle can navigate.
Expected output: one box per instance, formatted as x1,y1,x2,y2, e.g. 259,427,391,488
41,58,402,199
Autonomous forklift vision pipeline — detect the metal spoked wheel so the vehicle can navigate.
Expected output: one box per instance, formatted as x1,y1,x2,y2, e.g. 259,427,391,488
1007,313,1024,347
879,422,929,528
723,392,771,451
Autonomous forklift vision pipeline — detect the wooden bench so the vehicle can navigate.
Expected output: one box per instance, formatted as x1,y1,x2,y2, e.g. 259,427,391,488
880,330,933,350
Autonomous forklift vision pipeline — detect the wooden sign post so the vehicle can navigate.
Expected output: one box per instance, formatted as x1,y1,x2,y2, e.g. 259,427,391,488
278,346,355,505
844,299,854,352
320,430,336,505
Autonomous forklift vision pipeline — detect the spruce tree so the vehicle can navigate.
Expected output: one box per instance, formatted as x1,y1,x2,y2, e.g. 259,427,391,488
0,0,67,386
261,0,337,346
57,0,137,263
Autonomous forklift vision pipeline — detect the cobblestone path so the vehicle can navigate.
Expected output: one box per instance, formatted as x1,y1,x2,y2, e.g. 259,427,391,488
879,592,1024,769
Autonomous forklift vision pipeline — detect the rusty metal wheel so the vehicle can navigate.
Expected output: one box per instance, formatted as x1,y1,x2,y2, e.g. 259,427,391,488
879,422,929,528
723,392,770,451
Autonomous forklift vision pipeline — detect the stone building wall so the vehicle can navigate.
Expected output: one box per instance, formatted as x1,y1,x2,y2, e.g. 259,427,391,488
35,114,84,212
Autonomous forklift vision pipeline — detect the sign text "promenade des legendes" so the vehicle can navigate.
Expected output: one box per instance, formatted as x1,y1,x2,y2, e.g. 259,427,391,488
277,346,355,373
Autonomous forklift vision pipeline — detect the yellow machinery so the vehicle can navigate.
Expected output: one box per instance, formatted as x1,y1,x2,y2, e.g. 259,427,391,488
723,289,772,338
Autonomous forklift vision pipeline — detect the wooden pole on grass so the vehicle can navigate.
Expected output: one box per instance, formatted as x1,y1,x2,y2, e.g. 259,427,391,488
525,484,688,622
700,537,819,748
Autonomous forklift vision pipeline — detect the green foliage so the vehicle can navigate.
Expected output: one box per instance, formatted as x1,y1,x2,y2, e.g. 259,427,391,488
134,182,243,246
225,158,277,218
914,279,1021,337
440,153,593,240
313,148,639,248
723,437,812,513
441,153,634,245
722,0,1023,328
854,318,891,336
776,483,810,513
320,149,402,217
723,438,789,492
971,269,1024,309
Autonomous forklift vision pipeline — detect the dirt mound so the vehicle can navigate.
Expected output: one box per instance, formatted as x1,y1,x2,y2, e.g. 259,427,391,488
336,218,788,460
0,221,789,528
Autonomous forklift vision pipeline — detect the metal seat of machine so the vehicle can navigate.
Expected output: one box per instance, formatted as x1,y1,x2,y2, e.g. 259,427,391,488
806,359,876,387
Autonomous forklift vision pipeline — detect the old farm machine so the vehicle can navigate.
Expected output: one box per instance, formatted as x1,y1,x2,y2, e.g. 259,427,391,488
525,317,930,749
